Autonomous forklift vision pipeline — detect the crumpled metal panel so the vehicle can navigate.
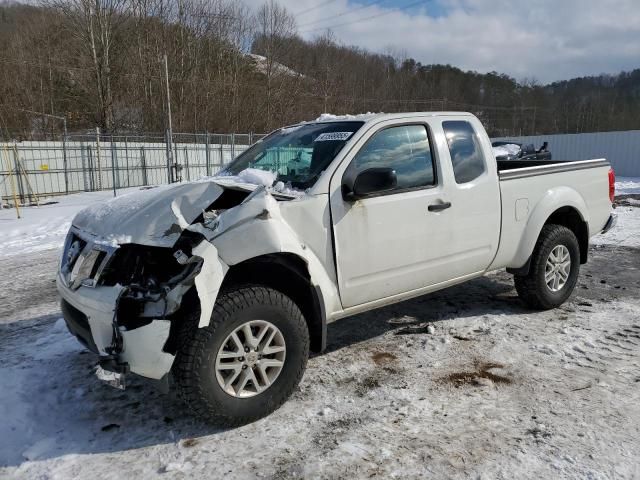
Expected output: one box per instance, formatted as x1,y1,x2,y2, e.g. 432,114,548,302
72,181,224,248
119,320,175,379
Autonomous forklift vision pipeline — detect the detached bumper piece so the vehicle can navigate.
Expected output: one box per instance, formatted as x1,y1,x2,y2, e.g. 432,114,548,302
602,213,617,234
96,357,130,390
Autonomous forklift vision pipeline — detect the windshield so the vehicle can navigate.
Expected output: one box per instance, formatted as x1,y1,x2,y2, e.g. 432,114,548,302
221,121,364,190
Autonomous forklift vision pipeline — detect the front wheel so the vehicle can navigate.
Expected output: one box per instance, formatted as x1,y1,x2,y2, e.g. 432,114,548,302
514,224,580,310
173,286,309,426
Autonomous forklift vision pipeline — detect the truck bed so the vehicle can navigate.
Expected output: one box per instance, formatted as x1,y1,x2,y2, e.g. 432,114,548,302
490,158,612,271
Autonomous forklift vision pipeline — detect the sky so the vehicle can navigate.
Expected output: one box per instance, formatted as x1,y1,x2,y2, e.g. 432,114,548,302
268,0,640,84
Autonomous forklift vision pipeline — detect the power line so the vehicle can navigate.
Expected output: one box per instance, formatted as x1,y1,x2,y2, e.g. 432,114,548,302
297,0,390,28
300,0,428,33
295,0,341,17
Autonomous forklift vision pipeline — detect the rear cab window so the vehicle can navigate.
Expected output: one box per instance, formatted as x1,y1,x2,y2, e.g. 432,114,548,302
442,120,486,184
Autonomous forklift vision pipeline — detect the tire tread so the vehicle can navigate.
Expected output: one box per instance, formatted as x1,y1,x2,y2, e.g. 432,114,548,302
173,286,309,427
514,224,579,310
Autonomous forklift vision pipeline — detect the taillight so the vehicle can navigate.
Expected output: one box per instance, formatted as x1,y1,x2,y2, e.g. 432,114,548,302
608,168,615,203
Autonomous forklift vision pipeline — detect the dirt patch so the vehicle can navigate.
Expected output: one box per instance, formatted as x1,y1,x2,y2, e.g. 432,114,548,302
395,323,432,335
181,438,199,448
371,351,397,364
440,362,512,387
310,415,369,456
616,194,640,207
356,375,381,396
452,335,473,341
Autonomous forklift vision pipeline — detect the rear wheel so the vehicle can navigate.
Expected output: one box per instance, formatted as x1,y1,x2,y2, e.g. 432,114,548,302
173,286,309,426
514,224,580,310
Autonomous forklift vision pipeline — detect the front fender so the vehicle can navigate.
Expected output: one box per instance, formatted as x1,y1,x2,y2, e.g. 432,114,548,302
509,186,589,268
212,219,341,321
192,189,340,328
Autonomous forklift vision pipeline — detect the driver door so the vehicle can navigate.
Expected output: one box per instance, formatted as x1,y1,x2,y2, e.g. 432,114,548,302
329,122,455,308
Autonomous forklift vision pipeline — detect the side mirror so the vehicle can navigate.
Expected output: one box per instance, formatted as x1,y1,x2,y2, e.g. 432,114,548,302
342,167,397,201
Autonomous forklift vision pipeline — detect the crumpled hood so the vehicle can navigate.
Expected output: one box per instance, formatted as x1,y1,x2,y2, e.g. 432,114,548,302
72,181,224,248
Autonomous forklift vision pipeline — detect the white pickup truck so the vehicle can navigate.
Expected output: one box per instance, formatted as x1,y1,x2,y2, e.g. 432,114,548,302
57,112,616,425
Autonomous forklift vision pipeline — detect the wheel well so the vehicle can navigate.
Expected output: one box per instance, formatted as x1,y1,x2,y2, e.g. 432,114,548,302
220,253,326,353
544,207,589,263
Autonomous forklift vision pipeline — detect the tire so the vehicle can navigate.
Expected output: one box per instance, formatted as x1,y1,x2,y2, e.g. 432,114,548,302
173,286,309,426
514,224,580,310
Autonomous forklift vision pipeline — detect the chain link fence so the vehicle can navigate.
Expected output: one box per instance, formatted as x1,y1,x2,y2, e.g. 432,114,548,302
0,131,265,204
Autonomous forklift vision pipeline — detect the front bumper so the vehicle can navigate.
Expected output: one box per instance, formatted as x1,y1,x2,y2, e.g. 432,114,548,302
602,213,617,234
57,273,176,381
60,298,99,354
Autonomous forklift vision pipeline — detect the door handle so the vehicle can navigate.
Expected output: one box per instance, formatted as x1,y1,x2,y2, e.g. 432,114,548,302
428,202,452,212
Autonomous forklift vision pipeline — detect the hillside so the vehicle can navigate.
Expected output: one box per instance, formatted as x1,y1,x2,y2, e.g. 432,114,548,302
0,1,639,138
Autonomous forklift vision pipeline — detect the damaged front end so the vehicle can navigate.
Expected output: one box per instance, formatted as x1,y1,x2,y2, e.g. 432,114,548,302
58,225,223,384
57,177,328,390
57,182,249,384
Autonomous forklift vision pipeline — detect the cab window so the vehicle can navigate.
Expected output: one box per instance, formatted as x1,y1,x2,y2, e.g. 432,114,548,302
351,124,435,191
442,120,486,184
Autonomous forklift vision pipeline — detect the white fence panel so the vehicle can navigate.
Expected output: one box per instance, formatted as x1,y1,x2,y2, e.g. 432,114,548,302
0,140,251,201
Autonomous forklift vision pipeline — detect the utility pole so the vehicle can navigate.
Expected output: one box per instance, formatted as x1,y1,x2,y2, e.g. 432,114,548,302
163,54,175,183
62,116,68,194
96,127,102,190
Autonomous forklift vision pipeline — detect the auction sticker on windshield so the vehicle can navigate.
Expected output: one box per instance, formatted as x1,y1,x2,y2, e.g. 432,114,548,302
314,132,353,142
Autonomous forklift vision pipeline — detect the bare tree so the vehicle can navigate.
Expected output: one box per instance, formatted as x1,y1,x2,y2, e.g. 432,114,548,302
45,0,131,131
253,0,296,127
1,1,640,138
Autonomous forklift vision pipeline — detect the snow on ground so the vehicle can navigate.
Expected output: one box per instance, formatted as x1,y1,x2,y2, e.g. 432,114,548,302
0,182,638,479
0,188,140,258
591,205,640,248
1,232,639,479
247,54,302,78
615,177,640,195
591,177,640,248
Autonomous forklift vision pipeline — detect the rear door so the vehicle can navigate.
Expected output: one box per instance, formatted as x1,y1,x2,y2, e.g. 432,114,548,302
436,117,502,278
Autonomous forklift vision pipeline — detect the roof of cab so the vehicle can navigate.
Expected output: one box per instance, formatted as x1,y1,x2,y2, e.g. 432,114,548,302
279,112,476,132
313,111,475,124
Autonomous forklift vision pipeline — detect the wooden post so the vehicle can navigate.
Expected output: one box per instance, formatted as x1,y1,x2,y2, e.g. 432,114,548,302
12,144,25,203
1,144,20,218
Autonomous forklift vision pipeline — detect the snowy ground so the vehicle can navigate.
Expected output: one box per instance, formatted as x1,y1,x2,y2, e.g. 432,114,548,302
1,182,639,479
615,177,640,195
0,188,140,258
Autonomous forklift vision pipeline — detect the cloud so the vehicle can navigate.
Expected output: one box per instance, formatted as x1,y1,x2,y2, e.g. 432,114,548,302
266,0,640,83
